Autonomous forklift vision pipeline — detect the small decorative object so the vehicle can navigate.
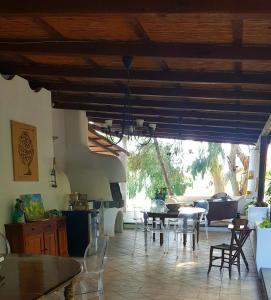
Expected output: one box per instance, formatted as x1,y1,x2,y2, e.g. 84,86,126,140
20,194,45,222
12,198,26,224
45,209,61,218
11,120,39,181
73,193,88,211
50,157,57,188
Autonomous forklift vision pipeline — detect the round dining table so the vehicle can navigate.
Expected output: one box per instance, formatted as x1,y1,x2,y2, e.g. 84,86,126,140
0,254,82,299
145,206,206,247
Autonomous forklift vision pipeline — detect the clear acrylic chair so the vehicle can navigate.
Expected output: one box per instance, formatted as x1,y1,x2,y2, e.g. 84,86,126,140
194,200,209,239
73,236,109,300
132,207,152,256
175,213,198,258
0,233,10,255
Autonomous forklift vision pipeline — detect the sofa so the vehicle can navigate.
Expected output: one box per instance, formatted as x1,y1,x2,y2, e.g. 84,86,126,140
206,199,238,225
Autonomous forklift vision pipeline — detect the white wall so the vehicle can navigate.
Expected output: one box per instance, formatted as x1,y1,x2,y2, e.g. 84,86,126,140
52,109,126,202
0,76,69,232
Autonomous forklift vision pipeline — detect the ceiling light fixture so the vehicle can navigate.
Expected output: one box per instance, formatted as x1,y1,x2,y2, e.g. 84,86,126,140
102,56,156,146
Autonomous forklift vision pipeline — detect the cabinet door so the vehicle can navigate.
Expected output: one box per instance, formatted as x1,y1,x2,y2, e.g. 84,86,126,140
58,226,68,256
44,231,58,256
24,233,44,254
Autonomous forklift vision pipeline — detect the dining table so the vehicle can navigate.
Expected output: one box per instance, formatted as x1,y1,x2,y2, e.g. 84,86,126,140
144,206,206,247
0,254,82,300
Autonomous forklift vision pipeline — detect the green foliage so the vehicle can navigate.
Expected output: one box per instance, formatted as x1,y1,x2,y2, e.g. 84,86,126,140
259,218,271,228
128,141,191,199
244,200,257,212
189,143,224,179
266,171,271,205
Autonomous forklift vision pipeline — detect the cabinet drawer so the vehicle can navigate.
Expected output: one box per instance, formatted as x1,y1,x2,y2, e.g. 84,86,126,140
23,224,43,235
43,222,57,232
57,218,66,228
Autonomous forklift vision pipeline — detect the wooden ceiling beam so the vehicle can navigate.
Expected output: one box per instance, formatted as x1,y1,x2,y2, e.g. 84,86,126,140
88,127,129,155
3,41,271,61
52,94,271,114
90,124,256,145
91,120,259,139
53,102,264,129
2,1,271,15
41,81,271,102
86,110,265,126
32,17,64,40
56,104,268,126
88,136,119,156
3,64,271,85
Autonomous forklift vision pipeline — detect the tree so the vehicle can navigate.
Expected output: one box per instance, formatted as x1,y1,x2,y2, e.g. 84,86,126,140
189,143,225,193
128,140,191,199
189,142,250,195
227,144,249,196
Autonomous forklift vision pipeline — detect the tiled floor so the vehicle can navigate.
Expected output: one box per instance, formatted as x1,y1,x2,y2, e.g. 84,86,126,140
103,229,263,300
47,229,263,300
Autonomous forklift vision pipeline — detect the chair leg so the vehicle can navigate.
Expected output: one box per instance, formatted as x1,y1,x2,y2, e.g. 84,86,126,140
132,227,138,256
229,251,232,279
192,233,195,251
229,264,232,279
205,219,208,240
208,247,213,274
98,273,104,300
237,253,241,276
220,250,224,271
176,233,179,259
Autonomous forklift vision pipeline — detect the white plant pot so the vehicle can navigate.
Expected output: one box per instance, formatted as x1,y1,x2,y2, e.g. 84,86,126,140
247,206,269,228
256,226,271,272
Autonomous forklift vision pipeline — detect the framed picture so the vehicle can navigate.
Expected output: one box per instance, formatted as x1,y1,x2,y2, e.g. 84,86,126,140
11,120,39,181
20,194,45,222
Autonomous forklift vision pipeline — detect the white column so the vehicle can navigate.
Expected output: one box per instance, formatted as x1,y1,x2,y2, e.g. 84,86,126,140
119,137,127,212
247,147,260,196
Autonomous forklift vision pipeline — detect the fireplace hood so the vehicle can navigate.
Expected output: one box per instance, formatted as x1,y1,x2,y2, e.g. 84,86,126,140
63,110,126,201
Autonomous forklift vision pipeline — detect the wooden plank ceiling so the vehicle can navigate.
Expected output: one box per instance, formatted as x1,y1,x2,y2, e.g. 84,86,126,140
88,128,129,157
1,2,271,144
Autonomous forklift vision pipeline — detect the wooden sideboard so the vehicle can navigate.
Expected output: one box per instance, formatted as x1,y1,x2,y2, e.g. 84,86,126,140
5,217,68,256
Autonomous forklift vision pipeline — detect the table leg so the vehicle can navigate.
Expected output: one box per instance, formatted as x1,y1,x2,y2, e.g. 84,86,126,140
64,282,74,300
143,212,148,254
153,220,156,241
183,234,187,246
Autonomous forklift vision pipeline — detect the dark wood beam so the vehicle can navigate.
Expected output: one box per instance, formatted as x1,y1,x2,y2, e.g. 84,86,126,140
86,111,264,132
3,41,271,61
91,120,259,140
129,17,150,41
39,81,271,102
232,19,243,46
4,64,271,85
55,102,264,131
32,17,64,40
55,103,267,127
52,92,271,113
52,93,271,114
2,1,271,15
257,135,269,203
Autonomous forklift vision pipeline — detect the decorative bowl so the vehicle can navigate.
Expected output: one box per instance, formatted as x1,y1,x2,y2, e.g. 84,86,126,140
166,203,181,212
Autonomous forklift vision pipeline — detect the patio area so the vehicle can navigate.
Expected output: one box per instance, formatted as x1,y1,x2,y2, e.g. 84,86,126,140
101,229,263,300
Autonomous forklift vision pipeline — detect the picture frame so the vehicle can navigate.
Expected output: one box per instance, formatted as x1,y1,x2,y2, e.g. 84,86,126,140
11,120,39,181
